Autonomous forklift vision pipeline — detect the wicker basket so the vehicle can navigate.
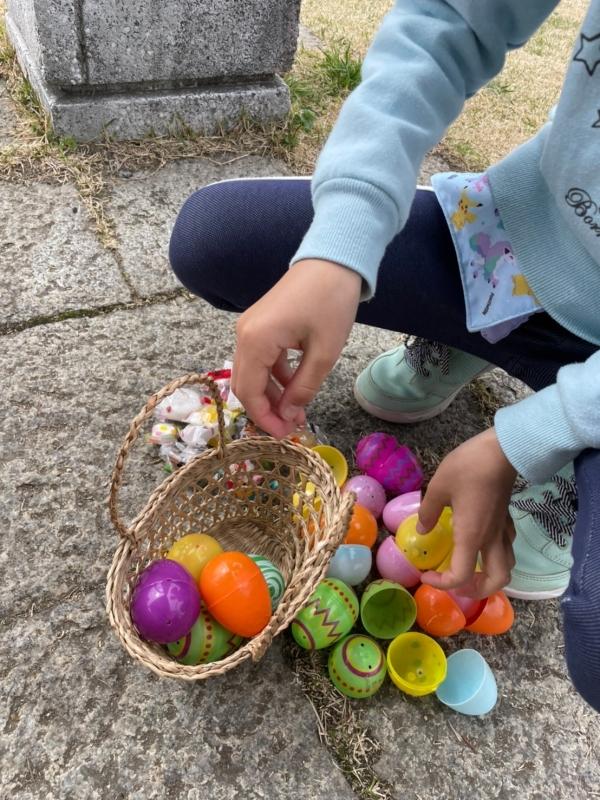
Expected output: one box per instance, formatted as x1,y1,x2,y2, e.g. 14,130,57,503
106,373,354,680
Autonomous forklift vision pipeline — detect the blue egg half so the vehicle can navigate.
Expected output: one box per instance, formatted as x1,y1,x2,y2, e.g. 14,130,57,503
327,544,372,586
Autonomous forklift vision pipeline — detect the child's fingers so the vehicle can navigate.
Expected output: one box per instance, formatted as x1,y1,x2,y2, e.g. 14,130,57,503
470,533,514,599
421,538,479,590
417,482,446,533
232,346,295,439
279,345,335,422
271,351,294,387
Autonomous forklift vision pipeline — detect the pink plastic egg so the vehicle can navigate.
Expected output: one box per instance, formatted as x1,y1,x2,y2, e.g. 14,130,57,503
382,491,422,532
375,536,422,588
343,475,387,518
356,433,423,495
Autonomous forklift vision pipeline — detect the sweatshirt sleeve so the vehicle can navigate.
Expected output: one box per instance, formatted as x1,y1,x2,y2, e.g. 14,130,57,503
495,350,600,483
291,0,560,297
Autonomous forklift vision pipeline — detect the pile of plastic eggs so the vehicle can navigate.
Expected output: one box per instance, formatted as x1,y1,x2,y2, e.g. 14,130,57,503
130,533,286,665
295,432,514,716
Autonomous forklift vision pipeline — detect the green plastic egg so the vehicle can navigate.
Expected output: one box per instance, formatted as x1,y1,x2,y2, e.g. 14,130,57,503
291,578,358,650
167,607,242,665
249,555,286,611
328,634,387,699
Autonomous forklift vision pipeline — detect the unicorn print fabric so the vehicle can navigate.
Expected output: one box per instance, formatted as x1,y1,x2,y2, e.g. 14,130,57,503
432,172,543,343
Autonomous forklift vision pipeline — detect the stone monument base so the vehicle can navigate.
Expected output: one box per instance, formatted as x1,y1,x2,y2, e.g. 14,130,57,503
6,15,290,142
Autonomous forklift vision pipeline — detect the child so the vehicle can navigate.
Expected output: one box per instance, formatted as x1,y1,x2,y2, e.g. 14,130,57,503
169,1,600,710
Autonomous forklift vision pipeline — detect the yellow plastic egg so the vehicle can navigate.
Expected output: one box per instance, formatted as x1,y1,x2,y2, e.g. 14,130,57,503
167,533,223,582
395,508,453,570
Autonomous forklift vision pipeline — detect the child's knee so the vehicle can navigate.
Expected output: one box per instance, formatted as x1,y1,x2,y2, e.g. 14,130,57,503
169,181,242,295
561,448,600,712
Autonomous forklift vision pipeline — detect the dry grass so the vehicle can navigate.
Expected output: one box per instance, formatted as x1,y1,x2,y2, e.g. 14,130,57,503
301,0,588,170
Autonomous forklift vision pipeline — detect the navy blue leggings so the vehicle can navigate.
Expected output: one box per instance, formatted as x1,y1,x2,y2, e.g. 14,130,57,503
169,177,600,711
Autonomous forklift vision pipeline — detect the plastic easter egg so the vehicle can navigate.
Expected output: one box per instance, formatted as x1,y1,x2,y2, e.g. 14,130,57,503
344,504,378,548
383,491,422,533
343,475,386,518
328,635,387,699
166,533,223,583
356,433,423,495
414,584,466,637
375,536,422,588
131,560,201,644
395,508,453,570
291,578,359,650
199,552,271,637
360,579,417,639
447,590,486,625
312,445,349,487
465,591,514,635
387,632,447,697
167,607,242,665
249,555,286,610
436,649,498,715
327,544,372,586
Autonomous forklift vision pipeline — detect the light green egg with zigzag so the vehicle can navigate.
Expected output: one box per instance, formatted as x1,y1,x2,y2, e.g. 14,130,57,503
249,555,286,611
291,578,358,650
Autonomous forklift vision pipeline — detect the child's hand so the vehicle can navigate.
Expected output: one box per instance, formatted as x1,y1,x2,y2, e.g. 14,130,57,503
418,428,517,598
232,259,362,438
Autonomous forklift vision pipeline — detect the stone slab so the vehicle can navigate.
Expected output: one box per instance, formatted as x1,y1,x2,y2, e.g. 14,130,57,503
0,294,595,798
0,80,20,147
107,156,291,296
0,181,132,325
0,299,352,800
7,0,301,87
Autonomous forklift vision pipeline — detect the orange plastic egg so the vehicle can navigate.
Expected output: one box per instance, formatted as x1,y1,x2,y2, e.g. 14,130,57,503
465,590,514,635
344,504,378,549
199,552,272,637
414,584,466,637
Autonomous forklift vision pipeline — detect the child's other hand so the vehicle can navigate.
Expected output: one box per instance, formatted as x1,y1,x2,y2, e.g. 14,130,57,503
232,259,362,438
418,428,517,599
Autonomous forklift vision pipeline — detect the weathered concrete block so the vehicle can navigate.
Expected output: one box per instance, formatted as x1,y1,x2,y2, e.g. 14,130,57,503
5,0,300,141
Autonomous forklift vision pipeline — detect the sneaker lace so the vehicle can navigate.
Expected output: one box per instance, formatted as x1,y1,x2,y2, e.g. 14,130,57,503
404,337,451,377
510,473,578,548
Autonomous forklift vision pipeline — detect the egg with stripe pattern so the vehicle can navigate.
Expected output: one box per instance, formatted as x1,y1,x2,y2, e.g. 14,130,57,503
291,578,359,650
249,555,286,611
328,635,387,699
167,607,242,665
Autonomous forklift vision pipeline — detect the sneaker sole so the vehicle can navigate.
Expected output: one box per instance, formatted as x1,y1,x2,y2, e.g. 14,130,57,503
353,382,464,423
503,585,567,601
353,365,491,424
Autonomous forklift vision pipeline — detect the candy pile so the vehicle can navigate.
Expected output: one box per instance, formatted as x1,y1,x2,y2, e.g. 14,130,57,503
148,364,326,472
130,532,287,665
293,432,513,715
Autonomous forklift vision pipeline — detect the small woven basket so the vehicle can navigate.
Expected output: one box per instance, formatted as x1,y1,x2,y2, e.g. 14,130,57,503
106,373,354,680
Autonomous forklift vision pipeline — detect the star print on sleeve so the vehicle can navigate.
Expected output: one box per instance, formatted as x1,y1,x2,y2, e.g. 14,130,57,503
594,110,600,129
574,31,600,76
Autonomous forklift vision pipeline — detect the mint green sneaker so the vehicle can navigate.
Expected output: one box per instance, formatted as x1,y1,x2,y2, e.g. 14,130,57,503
353,338,491,422
505,467,576,601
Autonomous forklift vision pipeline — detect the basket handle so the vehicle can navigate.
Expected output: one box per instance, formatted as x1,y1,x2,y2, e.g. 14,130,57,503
108,373,226,540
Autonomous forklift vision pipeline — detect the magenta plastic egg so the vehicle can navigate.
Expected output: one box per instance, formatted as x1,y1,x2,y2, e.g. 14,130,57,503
382,491,422,532
375,536,422,588
327,544,372,586
355,433,423,495
343,475,386,518
131,560,201,644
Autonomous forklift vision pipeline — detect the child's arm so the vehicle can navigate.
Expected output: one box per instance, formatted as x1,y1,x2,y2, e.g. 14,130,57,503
234,0,560,434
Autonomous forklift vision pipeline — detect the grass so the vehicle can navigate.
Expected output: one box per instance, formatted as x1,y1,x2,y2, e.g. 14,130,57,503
301,0,588,171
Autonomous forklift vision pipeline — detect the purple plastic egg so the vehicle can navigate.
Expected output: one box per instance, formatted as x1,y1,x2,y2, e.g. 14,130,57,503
356,433,423,495
375,536,422,588
343,475,387,518
383,491,422,532
131,559,201,644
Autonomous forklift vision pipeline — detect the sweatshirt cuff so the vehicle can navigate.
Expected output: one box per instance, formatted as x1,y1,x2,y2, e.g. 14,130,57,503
290,178,401,300
494,384,582,484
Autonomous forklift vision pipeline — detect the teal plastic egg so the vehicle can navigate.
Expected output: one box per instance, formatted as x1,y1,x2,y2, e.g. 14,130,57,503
166,607,242,665
328,634,387,699
249,555,286,610
291,578,358,650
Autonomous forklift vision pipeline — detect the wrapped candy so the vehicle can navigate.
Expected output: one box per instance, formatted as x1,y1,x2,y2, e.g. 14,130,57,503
155,388,203,422
148,422,180,445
